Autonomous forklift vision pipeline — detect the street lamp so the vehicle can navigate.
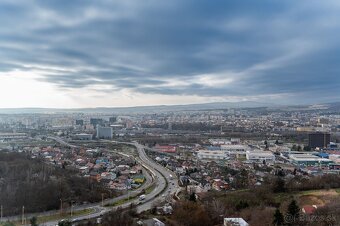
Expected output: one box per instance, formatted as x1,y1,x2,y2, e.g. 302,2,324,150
60,199,63,216
21,206,25,225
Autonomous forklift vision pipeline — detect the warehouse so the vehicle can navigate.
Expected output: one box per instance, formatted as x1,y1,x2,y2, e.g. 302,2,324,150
246,151,275,163
289,154,333,166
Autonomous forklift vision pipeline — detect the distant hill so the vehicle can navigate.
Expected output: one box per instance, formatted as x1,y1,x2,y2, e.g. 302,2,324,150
0,101,279,114
0,101,338,114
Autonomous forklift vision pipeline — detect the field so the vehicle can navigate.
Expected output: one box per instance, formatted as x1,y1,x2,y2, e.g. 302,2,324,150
297,189,340,207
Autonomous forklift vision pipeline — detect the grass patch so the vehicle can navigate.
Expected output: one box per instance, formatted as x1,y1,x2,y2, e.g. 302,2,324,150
298,189,324,195
12,208,94,225
105,194,139,207
38,208,93,223
145,183,156,195
273,192,292,203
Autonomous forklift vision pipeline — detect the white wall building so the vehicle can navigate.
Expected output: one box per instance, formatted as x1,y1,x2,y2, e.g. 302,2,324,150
288,154,333,166
75,133,93,140
209,139,231,145
246,151,275,163
221,144,249,152
224,218,249,226
197,150,230,160
221,145,250,158
97,126,113,139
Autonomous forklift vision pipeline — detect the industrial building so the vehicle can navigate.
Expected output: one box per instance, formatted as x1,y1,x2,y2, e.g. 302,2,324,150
154,144,176,153
246,151,275,163
209,139,231,145
221,144,249,152
221,144,250,159
197,149,230,160
0,133,27,140
75,133,93,140
289,154,333,166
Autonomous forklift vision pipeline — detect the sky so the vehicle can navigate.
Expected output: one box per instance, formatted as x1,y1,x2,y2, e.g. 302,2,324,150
0,0,339,108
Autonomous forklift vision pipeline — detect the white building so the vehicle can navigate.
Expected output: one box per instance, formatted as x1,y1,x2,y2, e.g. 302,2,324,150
0,133,27,140
230,138,241,144
197,150,230,160
221,145,250,158
97,126,113,139
75,133,93,140
288,154,333,166
224,218,249,226
209,139,231,145
221,144,249,152
329,154,340,164
246,151,275,163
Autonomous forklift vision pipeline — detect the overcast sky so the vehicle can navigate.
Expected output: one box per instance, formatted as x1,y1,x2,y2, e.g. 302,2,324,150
0,0,339,108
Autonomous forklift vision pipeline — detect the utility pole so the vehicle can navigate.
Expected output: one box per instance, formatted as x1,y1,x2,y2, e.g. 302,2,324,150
101,193,104,207
1,205,3,221
70,203,73,217
21,206,25,225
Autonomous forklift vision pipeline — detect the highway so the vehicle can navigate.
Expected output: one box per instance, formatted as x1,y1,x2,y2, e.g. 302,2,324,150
131,142,179,213
1,138,179,225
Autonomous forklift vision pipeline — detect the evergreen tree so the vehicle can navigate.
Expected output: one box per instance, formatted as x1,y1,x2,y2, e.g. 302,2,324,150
189,192,197,202
30,216,38,226
287,200,300,217
286,200,300,225
273,208,284,226
235,200,249,211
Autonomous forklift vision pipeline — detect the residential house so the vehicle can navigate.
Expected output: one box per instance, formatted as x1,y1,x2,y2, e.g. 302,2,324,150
212,179,229,191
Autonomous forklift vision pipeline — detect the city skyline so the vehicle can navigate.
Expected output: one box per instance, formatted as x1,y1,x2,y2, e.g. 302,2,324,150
1,0,340,108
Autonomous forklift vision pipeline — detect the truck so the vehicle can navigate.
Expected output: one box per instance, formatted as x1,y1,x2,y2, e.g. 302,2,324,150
139,194,146,201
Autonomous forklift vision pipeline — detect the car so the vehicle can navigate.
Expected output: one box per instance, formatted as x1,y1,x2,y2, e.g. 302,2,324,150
139,194,146,201
71,218,80,222
99,210,106,216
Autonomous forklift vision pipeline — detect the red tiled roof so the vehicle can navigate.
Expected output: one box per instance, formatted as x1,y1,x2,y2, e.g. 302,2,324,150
302,205,317,214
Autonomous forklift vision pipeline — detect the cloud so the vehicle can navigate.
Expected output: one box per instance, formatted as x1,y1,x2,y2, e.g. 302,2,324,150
0,0,339,107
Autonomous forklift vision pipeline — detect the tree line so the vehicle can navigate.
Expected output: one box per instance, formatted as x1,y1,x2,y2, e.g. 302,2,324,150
0,152,111,216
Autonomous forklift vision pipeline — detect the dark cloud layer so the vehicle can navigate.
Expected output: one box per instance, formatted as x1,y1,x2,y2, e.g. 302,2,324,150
0,0,339,104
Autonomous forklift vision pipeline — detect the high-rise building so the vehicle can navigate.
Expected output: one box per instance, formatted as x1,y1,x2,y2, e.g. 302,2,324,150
109,117,117,123
90,118,103,127
308,132,330,149
75,119,84,126
96,126,113,139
